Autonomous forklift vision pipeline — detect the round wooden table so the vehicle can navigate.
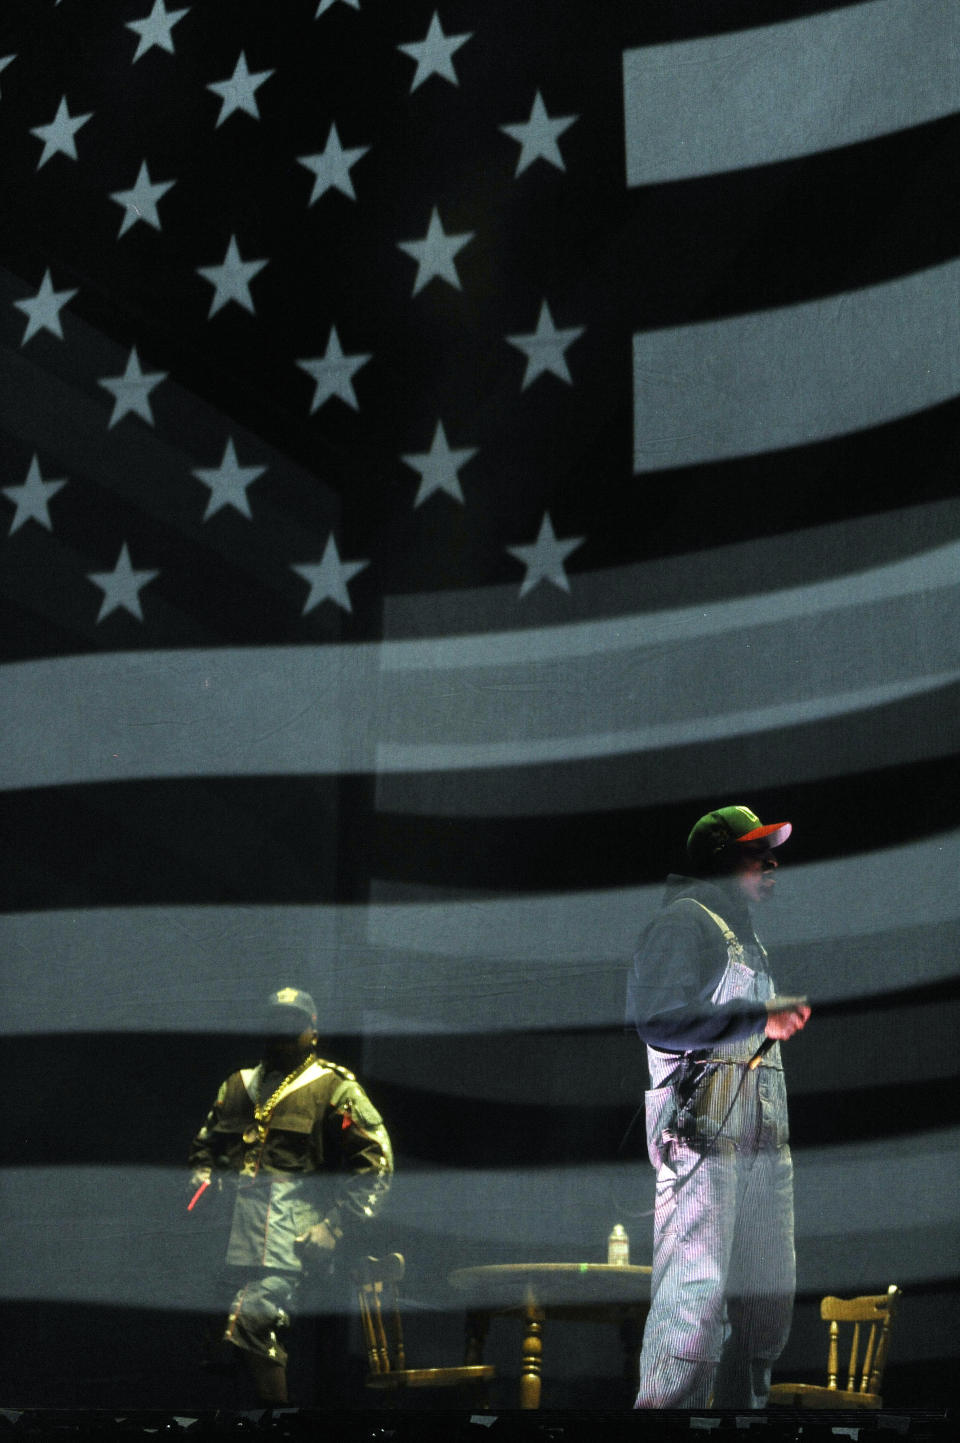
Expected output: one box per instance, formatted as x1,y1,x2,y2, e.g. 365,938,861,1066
448,1262,652,1409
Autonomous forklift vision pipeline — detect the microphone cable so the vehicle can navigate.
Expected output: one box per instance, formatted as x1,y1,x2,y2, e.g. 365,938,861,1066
613,1050,765,1220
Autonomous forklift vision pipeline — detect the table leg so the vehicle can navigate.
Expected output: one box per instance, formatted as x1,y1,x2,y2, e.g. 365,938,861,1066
519,1301,544,1409
620,1312,642,1385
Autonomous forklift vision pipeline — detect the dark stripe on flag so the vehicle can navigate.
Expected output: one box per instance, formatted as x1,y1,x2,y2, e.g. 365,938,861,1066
370,758,960,894
4,750,958,909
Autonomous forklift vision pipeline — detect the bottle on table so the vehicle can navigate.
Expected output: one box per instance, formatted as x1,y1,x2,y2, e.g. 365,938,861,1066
607,1222,629,1265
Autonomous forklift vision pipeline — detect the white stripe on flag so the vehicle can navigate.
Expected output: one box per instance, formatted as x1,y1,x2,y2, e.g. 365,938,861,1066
1,1134,956,1304
633,258,960,471
2,832,958,1035
623,0,960,185
3,534,958,787
375,675,955,773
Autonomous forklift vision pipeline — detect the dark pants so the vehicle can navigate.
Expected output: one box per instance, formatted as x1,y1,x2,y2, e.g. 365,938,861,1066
223,1269,299,1366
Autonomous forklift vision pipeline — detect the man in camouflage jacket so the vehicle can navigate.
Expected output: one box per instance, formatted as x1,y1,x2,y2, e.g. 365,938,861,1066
188,987,393,1404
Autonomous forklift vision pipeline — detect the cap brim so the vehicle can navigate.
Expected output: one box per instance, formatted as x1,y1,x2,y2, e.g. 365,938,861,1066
737,821,792,849
263,1006,313,1030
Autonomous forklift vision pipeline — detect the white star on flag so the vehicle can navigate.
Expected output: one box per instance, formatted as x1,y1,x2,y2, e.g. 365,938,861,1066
297,328,371,412
197,235,268,317
298,124,369,204
401,420,477,506
2,455,67,534
501,90,578,175
126,1,189,63
14,270,78,346
30,95,93,168
398,207,474,296
316,0,359,14
192,438,266,520
507,513,585,598
0,55,15,100
507,300,584,388
292,535,368,614
87,542,160,623
110,160,176,237
399,12,472,92
207,52,275,127
98,347,168,428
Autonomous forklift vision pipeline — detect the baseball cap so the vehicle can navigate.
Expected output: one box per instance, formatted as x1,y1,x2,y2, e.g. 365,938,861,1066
263,987,317,1031
686,805,792,872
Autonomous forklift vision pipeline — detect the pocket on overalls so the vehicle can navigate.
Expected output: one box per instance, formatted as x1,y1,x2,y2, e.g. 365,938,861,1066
644,1085,677,1170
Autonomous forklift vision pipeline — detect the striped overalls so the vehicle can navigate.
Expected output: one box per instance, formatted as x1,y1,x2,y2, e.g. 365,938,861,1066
634,901,796,1409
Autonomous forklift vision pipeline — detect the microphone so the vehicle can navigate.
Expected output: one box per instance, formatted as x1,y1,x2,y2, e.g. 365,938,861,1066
750,996,809,1068
187,1179,210,1212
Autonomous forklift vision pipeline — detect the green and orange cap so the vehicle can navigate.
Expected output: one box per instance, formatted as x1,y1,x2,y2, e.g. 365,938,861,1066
686,805,792,873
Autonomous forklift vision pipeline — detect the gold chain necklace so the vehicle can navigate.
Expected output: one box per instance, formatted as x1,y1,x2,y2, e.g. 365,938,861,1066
243,1050,317,1145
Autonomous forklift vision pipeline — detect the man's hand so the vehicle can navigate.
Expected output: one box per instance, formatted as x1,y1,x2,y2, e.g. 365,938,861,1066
764,999,811,1041
188,1166,212,1193
294,1221,338,1256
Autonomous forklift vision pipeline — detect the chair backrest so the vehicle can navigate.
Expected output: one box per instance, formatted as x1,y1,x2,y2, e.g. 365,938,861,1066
355,1253,407,1376
820,1285,900,1396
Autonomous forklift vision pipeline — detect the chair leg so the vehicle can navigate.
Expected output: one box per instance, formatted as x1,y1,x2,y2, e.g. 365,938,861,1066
464,1309,489,1366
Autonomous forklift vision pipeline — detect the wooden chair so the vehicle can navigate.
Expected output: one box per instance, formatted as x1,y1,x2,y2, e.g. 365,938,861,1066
355,1253,496,1405
769,1284,900,1409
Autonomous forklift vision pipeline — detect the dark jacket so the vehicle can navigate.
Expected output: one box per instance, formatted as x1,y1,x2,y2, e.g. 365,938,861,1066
626,874,771,1052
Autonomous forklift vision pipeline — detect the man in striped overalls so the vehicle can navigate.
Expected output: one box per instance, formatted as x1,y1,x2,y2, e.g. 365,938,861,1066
627,806,811,1409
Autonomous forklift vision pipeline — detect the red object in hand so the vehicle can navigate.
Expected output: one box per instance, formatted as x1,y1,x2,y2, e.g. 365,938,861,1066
187,1179,211,1212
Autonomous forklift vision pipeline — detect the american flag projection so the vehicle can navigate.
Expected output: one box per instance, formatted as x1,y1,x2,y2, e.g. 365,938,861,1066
1,0,958,1409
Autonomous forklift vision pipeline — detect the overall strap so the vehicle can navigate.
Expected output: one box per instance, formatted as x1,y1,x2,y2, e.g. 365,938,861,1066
676,897,745,964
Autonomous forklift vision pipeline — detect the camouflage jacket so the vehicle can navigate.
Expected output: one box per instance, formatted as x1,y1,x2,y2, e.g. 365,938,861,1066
188,1055,393,1271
